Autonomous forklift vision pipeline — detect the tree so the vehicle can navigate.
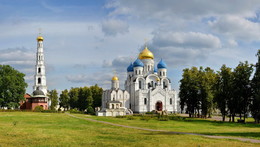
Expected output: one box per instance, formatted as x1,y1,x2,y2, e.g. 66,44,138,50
251,50,260,123
59,89,70,110
199,67,216,118
233,61,253,121
69,87,79,109
0,65,27,109
48,89,59,110
90,84,103,108
214,65,233,121
180,67,200,117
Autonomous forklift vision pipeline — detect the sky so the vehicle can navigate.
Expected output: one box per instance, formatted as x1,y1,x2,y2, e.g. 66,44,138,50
0,0,260,94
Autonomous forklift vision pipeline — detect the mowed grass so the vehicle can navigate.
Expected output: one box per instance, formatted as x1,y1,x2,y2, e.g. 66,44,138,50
75,114,260,140
0,112,258,147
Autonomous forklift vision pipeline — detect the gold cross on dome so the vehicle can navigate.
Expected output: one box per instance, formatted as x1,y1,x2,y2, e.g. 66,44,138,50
144,38,148,47
38,28,42,35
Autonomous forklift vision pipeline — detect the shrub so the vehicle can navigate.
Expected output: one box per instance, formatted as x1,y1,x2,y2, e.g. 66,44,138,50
145,112,154,115
158,115,169,121
126,115,135,120
168,115,185,121
86,106,95,115
115,115,126,118
69,108,82,114
42,109,58,113
34,106,44,112
140,115,151,121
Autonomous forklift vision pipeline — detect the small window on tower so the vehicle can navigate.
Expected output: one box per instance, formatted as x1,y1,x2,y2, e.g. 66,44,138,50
144,98,147,105
38,78,41,84
38,68,41,73
139,80,142,89
170,98,172,105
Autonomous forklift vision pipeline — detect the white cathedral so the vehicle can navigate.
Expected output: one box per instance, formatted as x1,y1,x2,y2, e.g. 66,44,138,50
97,46,177,116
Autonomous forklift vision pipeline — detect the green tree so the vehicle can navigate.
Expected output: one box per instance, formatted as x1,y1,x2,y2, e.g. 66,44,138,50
180,67,200,117
251,50,260,123
77,87,93,111
48,89,59,110
233,61,253,121
59,89,70,110
199,67,216,118
0,65,27,109
214,65,233,121
69,87,79,109
90,84,103,108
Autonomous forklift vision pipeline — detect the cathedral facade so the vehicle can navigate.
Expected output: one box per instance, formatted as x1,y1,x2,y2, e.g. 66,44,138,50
97,46,177,116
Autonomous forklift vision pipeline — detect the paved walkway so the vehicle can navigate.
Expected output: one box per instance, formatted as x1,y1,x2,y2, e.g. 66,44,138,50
66,113,260,144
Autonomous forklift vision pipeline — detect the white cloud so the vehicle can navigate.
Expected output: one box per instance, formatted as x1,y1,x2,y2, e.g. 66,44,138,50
102,19,129,36
152,31,221,49
209,15,260,41
106,0,259,22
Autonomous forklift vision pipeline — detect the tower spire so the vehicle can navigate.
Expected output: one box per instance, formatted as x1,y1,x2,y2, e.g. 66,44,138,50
33,33,47,95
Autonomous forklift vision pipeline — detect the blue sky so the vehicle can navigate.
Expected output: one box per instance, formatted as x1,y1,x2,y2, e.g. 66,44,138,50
0,0,260,94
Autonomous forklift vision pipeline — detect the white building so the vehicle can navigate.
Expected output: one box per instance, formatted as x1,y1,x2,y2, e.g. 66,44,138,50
33,35,48,95
97,46,177,116
96,76,132,116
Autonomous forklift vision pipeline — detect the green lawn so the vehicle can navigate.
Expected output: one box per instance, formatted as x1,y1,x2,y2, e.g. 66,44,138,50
83,114,260,139
0,112,259,147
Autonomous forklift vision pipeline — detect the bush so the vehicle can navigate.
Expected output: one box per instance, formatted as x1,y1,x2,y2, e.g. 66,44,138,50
34,106,44,112
158,115,169,121
86,106,95,115
115,115,126,118
145,112,154,115
42,109,58,113
126,115,135,120
69,108,82,114
168,115,185,121
140,115,151,121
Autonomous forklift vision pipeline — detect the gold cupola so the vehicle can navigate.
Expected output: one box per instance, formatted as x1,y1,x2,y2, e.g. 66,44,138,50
112,75,119,81
37,36,44,42
138,46,154,60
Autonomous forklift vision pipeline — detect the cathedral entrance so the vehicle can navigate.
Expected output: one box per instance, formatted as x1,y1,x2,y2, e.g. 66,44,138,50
155,101,162,111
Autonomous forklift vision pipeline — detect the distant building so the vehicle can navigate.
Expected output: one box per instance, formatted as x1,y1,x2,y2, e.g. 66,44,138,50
20,35,48,110
96,76,131,116
97,45,177,116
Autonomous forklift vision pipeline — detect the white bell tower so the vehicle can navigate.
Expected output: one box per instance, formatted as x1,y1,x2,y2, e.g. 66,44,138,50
33,34,47,95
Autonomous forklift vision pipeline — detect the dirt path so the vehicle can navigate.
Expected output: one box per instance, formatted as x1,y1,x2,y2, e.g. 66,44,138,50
66,113,260,144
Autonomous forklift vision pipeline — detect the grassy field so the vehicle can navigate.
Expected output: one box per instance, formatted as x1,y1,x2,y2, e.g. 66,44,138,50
0,112,259,147
81,114,260,140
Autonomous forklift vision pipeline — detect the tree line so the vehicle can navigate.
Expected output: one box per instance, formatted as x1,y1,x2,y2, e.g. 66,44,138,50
180,50,260,123
48,85,103,114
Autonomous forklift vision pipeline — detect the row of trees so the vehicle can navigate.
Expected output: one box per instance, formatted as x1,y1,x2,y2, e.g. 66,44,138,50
180,50,260,123
48,85,103,113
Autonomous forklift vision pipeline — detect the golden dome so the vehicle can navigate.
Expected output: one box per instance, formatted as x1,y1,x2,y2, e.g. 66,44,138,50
156,77,160,81
112,76,119,81
138,46,154,60
37,36,44,42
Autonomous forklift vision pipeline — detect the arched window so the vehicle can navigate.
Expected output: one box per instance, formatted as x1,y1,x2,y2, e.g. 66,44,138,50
160,71,162,76
38,78,41,84
148,65,150,71
163,81,166,89
144,98,147,105
135,70,137,75
112,104,114,109
139,80,142,89
151,81,154,88
170,98,172,105
139,70,141,74
38,68,41,73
